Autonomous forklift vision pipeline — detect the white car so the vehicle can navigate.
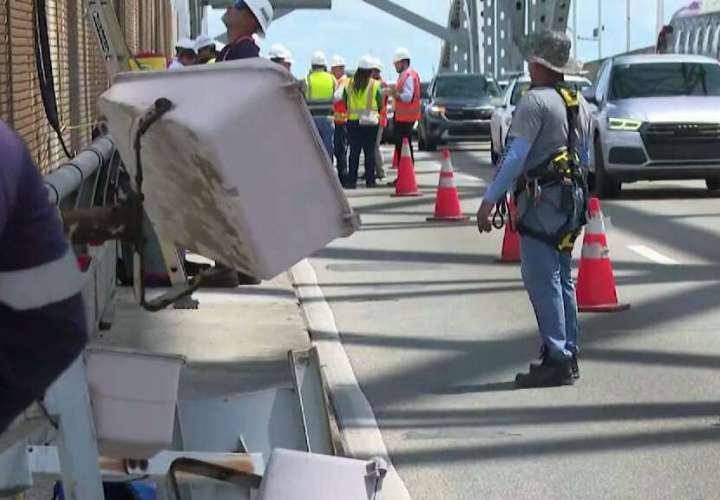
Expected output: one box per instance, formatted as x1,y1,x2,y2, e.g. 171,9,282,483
490,74,592,164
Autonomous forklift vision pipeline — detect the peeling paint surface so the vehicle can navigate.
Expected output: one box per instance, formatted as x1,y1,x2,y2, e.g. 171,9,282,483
99,60,357,278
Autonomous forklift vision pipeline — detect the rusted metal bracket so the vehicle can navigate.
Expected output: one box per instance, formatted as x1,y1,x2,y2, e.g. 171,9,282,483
62,203,141,245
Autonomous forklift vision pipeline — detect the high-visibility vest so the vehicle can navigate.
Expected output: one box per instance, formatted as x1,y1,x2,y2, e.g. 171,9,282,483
305,71,337,117
377,79,389,128
395,68,421,123
347,79,381,123
334,75,349,124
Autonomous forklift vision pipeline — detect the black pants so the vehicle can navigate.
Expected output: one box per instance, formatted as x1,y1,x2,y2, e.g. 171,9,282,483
347,121,379,188
334,123,348,183
393,119,416,163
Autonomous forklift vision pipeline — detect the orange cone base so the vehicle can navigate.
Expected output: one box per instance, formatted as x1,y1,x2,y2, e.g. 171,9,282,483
426,215,469,222
496,225,521,263
579,303,631,313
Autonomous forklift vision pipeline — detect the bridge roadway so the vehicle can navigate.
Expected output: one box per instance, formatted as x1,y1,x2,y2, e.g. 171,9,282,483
306,142,720,499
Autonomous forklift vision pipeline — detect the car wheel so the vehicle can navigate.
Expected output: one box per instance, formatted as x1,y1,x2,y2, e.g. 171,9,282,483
706,177,720,191
593,137,621,198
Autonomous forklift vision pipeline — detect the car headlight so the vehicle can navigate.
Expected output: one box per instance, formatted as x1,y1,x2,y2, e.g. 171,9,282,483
429,105,446,116
608,117,642,131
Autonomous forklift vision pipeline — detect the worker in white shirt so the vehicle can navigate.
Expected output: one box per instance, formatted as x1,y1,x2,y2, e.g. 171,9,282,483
168,38,197,69
391,47,421,163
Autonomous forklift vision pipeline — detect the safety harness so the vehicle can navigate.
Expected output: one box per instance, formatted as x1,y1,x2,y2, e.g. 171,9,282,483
514,86,589,252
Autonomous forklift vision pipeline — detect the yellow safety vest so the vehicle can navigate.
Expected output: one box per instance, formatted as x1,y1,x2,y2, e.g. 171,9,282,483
305,71,337,116
334,75,349,124
347,79,381,123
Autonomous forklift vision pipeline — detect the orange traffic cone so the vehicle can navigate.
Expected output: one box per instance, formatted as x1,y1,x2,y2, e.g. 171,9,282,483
392,138,422,197
576,197,631,313
427,149,468,221
392,147,399,169
497,197,521,263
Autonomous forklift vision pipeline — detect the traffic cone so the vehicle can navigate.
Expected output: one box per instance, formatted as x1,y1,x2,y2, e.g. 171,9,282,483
576,197,631,313
392,147,399,169
392,138,422,197
427,149,468,221
497,197,521,263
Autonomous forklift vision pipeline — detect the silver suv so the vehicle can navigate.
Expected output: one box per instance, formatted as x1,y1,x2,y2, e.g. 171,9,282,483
587,54,720,196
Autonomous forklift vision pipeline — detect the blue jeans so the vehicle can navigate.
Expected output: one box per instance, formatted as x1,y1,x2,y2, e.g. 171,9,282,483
520,235,579,360
313,117,334,160
334,124,348,182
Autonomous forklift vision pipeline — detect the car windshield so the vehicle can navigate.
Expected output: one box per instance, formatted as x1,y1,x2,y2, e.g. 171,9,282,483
510,80,592,105
609,62,720,99
433,76,500,98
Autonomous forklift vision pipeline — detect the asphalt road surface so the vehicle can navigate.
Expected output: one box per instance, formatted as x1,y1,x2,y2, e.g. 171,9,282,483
307,142,720,500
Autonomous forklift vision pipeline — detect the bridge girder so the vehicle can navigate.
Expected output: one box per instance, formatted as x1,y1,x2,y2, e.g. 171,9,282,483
478,0,572,79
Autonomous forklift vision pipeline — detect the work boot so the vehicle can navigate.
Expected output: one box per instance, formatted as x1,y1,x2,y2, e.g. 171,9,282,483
530,345,580,380
516,357,574,389
570,354,580,380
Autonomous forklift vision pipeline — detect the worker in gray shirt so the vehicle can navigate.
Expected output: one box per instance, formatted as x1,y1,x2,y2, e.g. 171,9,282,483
477,31,592,388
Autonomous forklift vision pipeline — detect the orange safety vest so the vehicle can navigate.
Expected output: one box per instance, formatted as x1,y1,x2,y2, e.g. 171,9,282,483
378,79,389,128
334,75,349,124
395,68,421,123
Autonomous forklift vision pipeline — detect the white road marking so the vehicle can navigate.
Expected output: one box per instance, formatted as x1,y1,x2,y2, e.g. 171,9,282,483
289,260,413,500
627,245,679,265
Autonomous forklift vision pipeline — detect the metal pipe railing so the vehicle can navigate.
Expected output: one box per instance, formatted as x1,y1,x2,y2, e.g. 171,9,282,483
44,136,116,205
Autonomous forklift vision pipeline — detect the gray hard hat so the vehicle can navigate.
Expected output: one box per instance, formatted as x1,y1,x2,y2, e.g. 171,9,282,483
520,30,583,75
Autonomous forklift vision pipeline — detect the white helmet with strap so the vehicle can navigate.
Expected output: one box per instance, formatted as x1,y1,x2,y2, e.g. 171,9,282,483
358,55,376,70
176,37,196,51
238,0,274,37
393,47,411,63
268,43,286,60
331,55,346,68
311,50,328,67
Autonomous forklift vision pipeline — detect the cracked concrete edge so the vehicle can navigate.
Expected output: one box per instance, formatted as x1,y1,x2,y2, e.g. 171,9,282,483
288,259,413,500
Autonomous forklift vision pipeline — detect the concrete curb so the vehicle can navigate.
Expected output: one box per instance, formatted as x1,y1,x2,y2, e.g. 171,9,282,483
288,259,412,500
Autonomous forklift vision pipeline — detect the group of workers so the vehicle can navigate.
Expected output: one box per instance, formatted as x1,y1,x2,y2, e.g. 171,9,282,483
300,48,421,189
165,0,424,190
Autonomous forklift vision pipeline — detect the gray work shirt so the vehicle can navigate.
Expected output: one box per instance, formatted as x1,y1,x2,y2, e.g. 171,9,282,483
509,86,592,238
509,86,592,169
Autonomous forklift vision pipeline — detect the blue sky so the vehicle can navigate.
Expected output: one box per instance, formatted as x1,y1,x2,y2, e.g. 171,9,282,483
208,0,694,79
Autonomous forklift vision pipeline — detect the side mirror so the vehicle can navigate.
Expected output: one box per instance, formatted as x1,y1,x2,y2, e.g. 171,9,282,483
582,87,598,105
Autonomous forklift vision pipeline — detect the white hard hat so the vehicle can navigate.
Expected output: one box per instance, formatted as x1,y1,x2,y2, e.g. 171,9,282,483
358,55,376,70
281,48,293,63
331,55,346,68
311,50,328,67
176,37,196,51
393,47,411,63
241,0,274,37
268,43,286,60
372,58,383,71
194,34,214,51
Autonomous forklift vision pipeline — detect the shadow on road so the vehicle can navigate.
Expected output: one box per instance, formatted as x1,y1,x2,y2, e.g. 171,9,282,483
616,186,720,201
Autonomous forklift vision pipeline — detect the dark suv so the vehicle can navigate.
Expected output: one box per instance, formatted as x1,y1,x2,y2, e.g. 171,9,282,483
418,73,500,151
